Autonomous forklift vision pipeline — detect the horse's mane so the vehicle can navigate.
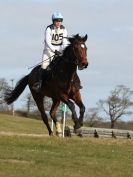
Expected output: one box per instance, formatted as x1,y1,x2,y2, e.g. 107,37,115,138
48,34,84,72
48,42,71,71
48,55,61,71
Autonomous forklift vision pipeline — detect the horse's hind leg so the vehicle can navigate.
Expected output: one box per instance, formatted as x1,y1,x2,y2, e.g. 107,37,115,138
50,99,62,136
31,92,53,135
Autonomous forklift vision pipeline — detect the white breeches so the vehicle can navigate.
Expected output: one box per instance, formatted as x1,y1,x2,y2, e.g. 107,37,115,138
41,45,63,69
41,50,55,69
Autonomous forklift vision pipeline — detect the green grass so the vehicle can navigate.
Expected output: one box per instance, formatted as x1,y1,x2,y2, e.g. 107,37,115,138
0,114,133,177
0,113,48,134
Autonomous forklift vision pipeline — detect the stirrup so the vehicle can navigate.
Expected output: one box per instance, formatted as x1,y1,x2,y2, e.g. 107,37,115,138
46,66,51,71
32,82,42,92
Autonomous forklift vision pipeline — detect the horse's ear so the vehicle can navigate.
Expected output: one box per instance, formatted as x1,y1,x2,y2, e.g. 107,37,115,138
83,34,88,42
69,37,74,43
75,33,79,38
69,34,79,43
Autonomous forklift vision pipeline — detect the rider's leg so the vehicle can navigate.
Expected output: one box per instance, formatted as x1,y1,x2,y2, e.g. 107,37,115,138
32,52,53,92
32,68,47,92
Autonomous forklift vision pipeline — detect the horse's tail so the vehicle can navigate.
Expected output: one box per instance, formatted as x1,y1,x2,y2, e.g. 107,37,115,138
4,75,29,105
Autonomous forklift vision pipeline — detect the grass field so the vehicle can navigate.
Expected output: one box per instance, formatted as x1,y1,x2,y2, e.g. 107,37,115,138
0,113,48,134
0,113,133,177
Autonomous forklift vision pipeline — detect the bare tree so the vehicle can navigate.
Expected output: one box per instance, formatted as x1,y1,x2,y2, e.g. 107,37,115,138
43,97,53,112
98,85,133,128
0,78,9,111
84,107,102,127
23,94,53,116
26,93,36,114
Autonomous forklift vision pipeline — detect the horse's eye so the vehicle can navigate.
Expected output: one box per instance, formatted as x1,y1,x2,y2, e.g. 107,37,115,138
81,44,85,48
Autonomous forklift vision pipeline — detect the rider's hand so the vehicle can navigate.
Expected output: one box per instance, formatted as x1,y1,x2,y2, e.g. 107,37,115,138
54,50,61,56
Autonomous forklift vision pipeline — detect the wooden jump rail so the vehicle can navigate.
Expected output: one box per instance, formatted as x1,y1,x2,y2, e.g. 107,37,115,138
64,126,133,139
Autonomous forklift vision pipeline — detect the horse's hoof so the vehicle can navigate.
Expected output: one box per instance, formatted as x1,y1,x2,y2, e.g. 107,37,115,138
77,133,83,137
56,131,62,137
74,123,81,130
79,122,83,126
74,128,83,137
74,127,82,134
49,132,54,136
79,120,83,126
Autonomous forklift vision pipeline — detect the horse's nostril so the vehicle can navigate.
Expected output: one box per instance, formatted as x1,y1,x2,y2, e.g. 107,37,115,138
82,62,88,67
85,63,88,68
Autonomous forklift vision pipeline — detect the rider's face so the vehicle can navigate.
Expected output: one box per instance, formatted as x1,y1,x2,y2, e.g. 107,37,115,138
53,19,62,28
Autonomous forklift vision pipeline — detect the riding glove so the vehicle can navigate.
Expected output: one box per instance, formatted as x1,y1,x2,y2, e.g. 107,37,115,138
54,50,61,56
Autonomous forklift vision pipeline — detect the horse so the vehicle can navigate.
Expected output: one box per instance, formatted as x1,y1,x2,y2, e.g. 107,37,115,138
4,34,88,136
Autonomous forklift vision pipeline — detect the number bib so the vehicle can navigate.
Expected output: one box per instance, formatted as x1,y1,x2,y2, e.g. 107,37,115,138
51,28,64,45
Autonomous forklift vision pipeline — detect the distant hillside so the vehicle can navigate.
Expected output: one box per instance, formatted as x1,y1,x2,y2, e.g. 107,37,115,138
0,113,48,134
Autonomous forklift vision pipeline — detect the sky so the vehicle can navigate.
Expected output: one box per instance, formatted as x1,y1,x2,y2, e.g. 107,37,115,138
0,0,133,119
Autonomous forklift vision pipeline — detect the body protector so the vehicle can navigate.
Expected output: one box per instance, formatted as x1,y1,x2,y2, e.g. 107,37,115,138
41,24,68,69
50,24,64,46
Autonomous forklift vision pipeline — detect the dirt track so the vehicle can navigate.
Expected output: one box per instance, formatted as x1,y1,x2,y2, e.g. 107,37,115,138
0,131,48,137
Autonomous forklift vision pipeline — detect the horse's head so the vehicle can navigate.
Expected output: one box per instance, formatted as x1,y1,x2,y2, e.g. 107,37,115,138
69,34,88,70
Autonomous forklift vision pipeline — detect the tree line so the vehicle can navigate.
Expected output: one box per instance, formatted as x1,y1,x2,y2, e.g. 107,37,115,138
0,77,133,129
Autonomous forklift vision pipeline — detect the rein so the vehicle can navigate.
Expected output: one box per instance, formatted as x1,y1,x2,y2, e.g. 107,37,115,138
63,45,79,65
28,54,55,70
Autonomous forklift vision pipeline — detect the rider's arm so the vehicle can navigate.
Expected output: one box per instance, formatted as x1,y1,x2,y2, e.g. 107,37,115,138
45,27,56,52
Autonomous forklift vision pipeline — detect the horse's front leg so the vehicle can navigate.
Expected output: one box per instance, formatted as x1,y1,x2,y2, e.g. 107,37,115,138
50,99,62,136
76,102,85,126
61,97,81,130
71,91,85,126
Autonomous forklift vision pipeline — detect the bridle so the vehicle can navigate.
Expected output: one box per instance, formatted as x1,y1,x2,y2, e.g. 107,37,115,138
64,41,86,66
72,45,79,65
72,41,87,65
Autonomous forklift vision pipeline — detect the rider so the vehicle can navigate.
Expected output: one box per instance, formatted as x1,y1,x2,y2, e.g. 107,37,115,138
32,11,68,92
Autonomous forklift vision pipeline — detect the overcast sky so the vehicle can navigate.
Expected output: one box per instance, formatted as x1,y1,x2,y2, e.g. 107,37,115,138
0,0,133,119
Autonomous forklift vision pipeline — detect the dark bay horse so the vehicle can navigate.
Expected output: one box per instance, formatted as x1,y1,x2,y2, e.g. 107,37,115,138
4,34,88,136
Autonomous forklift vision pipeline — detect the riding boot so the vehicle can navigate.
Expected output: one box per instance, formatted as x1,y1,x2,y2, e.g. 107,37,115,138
32,68,44,92
32,68,50,92
41,69,50,88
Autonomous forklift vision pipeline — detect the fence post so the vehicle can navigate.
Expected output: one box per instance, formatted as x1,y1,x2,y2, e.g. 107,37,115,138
51,120,54,132
62,104,66,138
